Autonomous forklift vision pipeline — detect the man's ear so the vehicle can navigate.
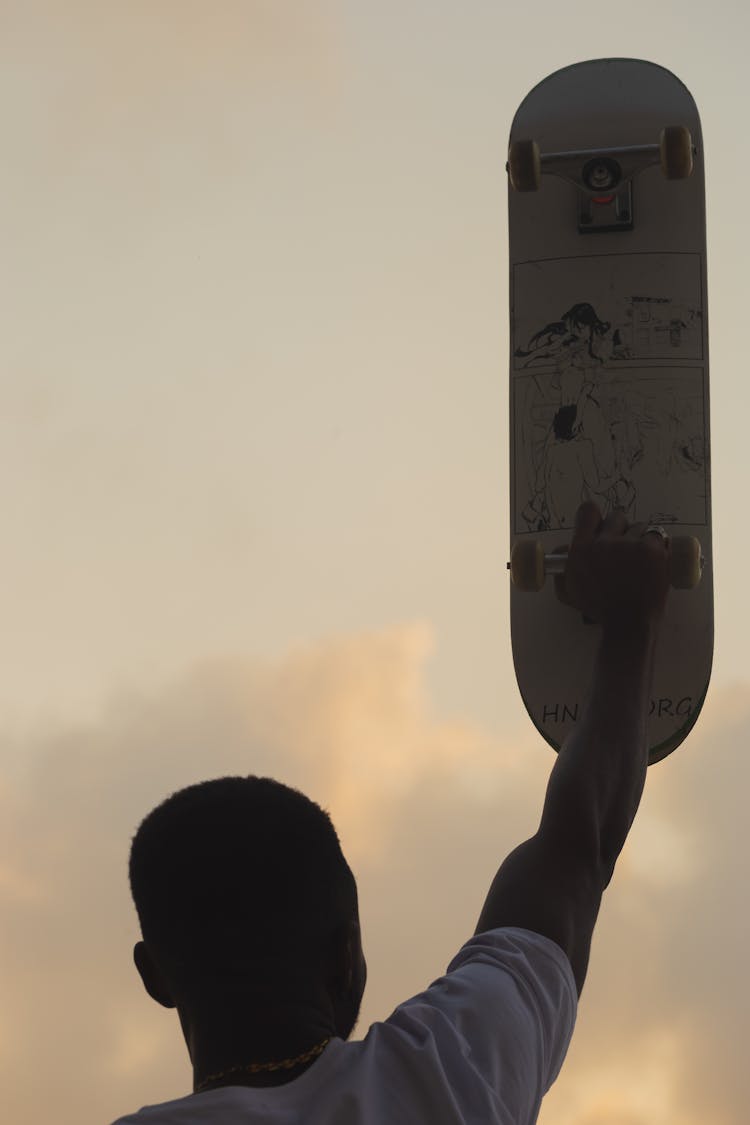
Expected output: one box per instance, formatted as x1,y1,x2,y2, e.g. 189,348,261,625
133,941,177,1010
326,919,365,996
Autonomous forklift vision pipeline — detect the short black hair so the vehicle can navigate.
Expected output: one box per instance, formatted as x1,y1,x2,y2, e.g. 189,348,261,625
129,776,357,984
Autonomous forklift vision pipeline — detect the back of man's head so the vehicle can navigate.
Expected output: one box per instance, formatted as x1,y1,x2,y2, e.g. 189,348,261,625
129,776,357,999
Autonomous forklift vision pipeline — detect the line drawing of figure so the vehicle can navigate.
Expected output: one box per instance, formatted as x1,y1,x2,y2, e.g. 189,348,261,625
515,296,702,371
517,303,618,530
514,302,611,367
515,299,705,532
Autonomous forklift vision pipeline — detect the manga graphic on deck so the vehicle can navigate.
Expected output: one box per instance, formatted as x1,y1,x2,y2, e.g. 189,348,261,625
512,253,708,534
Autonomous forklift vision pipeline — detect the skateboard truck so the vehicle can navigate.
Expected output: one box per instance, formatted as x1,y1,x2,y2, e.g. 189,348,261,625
508,536,704,593
507,127,695,234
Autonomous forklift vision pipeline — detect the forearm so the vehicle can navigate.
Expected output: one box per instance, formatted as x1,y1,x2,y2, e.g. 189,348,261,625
473,620,659,990
540,619,658,883
474,508,669,991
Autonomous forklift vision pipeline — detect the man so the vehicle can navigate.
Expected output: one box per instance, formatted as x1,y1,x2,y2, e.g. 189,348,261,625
112,501,671,1124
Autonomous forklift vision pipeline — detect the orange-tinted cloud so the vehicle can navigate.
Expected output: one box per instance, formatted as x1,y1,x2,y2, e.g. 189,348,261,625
1,628,747,1123
542,686,750,1125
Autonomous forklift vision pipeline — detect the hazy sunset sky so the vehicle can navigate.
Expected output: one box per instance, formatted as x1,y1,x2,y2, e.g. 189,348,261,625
1,3,748,1123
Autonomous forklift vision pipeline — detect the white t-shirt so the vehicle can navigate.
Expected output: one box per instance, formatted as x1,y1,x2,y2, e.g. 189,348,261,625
111,927,577,1125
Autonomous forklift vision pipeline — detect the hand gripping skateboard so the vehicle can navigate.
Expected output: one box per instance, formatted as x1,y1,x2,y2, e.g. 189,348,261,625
507,59,713,764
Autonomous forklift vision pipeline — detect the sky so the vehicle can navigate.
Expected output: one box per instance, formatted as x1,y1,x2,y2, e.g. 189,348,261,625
1,1,748,1122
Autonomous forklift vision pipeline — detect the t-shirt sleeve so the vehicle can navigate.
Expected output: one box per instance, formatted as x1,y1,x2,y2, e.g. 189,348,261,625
394,927,577,1123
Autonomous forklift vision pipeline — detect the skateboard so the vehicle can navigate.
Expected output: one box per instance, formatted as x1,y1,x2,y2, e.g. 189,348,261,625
507,59,713,764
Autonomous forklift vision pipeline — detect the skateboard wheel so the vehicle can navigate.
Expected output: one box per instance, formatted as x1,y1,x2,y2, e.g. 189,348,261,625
660,126,693,179
670,535,703,589
510,539,545,592
508,140,541,192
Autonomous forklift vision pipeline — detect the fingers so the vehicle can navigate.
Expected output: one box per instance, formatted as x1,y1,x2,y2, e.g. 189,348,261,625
600,509,628,537
568,501,669,560
559,503,671,625
571,501,627,546
572,500,603,545
626,521,672,553
625,520,647,541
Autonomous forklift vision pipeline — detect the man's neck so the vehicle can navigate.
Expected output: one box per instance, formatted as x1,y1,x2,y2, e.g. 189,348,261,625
185,998,337,1094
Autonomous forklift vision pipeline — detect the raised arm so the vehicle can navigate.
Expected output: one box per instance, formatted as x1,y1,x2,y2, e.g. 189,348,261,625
475,503,671,994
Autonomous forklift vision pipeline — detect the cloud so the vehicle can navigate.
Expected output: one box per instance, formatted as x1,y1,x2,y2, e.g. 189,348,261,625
0,627,748,1123
541,684,750,1125
1,622,518,1121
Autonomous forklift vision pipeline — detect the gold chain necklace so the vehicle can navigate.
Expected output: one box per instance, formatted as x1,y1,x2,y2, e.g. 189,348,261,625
195,1037,331,1093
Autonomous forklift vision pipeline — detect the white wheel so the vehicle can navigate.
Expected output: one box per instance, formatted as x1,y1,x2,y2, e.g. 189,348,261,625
508,139,541,192
660,126,693,180
670,536,703,589
510,539,545,592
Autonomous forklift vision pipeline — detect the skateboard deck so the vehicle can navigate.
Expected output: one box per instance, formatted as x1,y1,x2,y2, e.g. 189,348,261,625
507,59,713,764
